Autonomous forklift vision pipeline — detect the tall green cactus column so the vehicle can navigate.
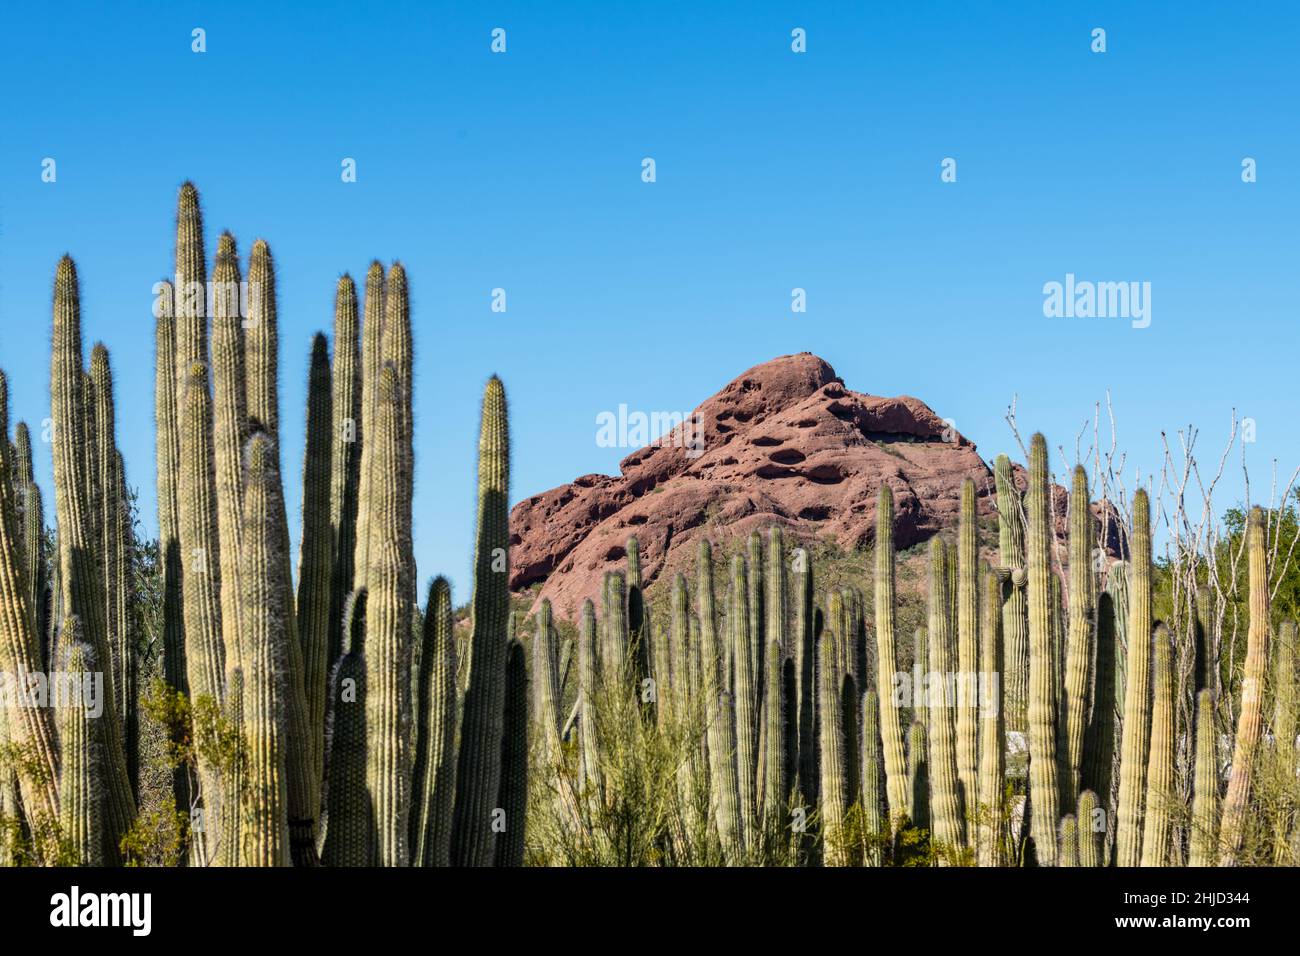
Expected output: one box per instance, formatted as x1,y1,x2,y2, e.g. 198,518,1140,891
297,335,334,813
178,363,229,860
1024,434,1060,865
1116,489,1153,867
51,256,136,861
956,480,980,816
210,233,248,677
818,631,850,866
239,434,292,867
495,638,529,866
1220,506,1271,864
411,578,459,866
994,455,1029,729
1140,624,1174,866
364,366,413,866
927,538,965,857
730,555,759,851
57,625,103,866
1061,466,1096,804
451,376,511,867
329,275,361,676
353,262,386,592
977,569,1007,866
321,591,369,866
1188,689,1219,866
874,484,909,823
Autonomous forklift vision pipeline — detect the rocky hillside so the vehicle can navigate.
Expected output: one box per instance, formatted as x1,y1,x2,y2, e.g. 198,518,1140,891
509,353,1121,618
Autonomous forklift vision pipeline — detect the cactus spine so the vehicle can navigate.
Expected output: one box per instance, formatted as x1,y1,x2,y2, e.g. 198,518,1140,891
1189,688,1219,866
1116,489,1153,867
1024,434,1060,865
1219,506,1271,864
1140,624,1174,866
451,376,511,867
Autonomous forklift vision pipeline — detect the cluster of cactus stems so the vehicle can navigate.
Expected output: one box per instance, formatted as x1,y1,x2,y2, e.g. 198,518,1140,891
0,183,524,867
0,188,1296,870
532,425,1294,870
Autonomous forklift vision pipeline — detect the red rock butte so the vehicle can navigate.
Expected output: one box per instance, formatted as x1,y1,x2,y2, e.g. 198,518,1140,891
509,352,1120,619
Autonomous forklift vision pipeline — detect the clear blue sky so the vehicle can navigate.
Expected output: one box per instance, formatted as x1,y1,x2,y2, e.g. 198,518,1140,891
1,2,1296,604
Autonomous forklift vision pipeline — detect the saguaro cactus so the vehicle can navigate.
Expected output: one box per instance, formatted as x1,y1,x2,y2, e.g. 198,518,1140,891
1116,489,1153,867
1024,434,1060,865
1220,506,1271,865
451,376,511,867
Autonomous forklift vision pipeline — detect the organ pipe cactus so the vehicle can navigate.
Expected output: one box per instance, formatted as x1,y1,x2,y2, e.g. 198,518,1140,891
1116,489,1153,867
352,262,385,592
530,599,562,768
1061,466,1095,802
1219,506,1271,865
578,598,602,794
977,569,1007,867
874,484,908,821
926,537,965,856
154,278,187,703
1023,434,1060,865
860,688,885,866
211,232,248,678
956,480,979,813
51,255,136,861
297,334,334,807
994,455,1029,727
495,638,529,866
730,555,759,850
1189,689,1220,867
1077,789,1103,867
412,578,459,866
56,626,102,866
907,719,929,832
1140,624,1174,866
794,536,817,809
818,632,850,866
364,366,413,867
451,376,511,866
239,433,291,867
329,274,361,675
321,591,369,866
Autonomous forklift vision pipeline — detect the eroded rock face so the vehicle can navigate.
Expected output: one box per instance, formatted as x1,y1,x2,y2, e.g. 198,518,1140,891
510,352,1121,619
